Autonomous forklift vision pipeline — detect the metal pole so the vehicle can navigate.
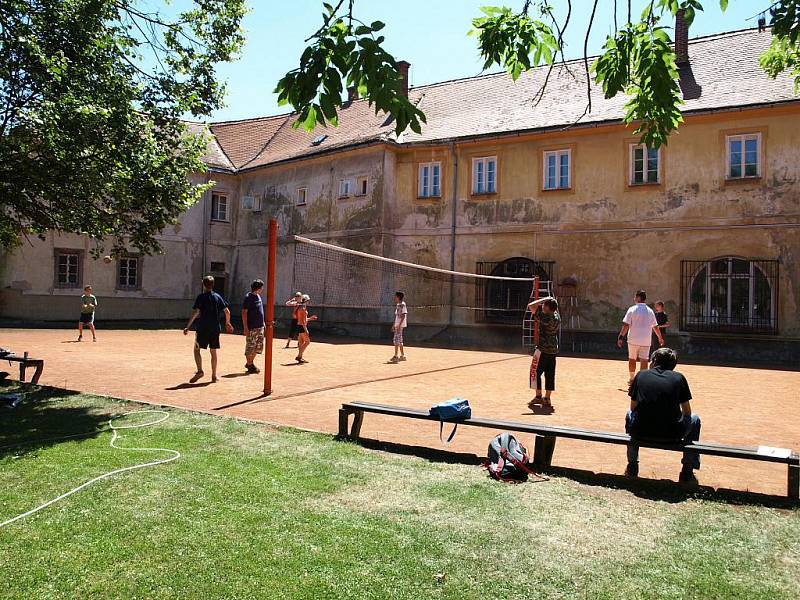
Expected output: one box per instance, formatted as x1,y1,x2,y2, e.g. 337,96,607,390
264,219,278,394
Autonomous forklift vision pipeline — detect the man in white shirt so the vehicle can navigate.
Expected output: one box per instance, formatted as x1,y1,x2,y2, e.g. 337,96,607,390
617,290,664,385
389,291,407,364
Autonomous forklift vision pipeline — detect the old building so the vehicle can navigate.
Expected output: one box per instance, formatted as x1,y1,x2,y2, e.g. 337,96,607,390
1,26,798,363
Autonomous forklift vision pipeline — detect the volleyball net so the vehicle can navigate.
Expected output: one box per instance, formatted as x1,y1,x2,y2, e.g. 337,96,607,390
290,236,542,332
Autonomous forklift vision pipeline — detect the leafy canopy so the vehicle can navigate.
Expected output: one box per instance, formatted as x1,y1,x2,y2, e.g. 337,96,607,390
0,0,246,254
280,1,800,148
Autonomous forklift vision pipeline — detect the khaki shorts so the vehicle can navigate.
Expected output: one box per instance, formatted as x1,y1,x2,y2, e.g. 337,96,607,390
628,344,650,361
245,327,265,355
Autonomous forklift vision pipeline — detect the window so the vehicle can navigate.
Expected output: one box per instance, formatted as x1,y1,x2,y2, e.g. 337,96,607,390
630,144,660,184
241,195,261,211
418,162,441,198
727,133,761,179
296,187,307,206
55,250,81,288
339,179,352,198
356,176,369,196
543,150,570,190
681,257,778,333
211,192,229,222
472,157,497,194
117,256,140,290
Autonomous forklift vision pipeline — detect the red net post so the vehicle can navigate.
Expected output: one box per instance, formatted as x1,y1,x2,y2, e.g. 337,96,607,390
533,275,540,347
263,219,277,394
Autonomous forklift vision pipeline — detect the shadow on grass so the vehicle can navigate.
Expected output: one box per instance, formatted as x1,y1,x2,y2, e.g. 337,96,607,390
345,437,798,509
0,386,111,457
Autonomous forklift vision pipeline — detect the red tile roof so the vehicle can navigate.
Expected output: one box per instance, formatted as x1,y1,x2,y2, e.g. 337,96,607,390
199,28,798,173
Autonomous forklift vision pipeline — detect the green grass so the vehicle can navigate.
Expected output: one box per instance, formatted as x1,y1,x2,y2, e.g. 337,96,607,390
1,384,798,600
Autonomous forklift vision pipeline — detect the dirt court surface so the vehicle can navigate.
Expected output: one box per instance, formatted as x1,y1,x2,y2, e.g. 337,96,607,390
3,328,799,496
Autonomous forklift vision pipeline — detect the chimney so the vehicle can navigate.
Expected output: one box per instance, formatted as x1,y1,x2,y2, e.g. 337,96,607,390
347,86,359,103
397,60,410,97
675,9,689,64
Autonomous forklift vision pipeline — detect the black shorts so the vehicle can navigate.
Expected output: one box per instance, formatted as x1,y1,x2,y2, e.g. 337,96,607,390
79,313,94,324
195,330,221,350
289,319,302,337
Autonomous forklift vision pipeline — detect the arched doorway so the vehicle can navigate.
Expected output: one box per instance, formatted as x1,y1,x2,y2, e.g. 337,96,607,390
480,257,553,324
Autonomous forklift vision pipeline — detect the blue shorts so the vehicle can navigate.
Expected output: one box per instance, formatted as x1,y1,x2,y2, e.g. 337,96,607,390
79,313,94,324
195,330,221,350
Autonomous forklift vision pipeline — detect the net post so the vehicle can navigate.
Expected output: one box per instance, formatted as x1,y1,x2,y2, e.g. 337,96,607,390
533,275,540,347
264,219,278,395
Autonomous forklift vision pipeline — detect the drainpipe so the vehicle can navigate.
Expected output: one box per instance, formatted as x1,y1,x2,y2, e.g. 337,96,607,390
447,141,459,327
201,173,210,281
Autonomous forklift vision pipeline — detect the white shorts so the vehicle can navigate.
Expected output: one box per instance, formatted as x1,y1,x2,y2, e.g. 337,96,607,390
628,344,650,361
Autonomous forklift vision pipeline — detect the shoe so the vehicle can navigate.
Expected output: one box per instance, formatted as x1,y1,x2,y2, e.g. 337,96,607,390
624,463,639,478
93,338,97,342
77,336,82,342
679,468,698,485
296,357,308,364
398,356,407,361
246,364,260,374
211,376,218,383
389,356,400,363
189,370,204,383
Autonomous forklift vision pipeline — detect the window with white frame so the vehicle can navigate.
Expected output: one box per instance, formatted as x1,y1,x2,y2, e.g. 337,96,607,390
472,156,497,194
296,187,307,206
55,250,81,288
418,162,441,198
543,149,570,190
356,176,369,196
241,195,262,211
117,256,140,290
630,144,660,184
210,192,229,222
338,179,352,198
727,133,761,179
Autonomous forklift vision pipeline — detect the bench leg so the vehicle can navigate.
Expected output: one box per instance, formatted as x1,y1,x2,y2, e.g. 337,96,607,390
338,408,350,439
532,435,556,468
31,362,43,385
19,363,26,383
350,411,364,440
789,464,799,500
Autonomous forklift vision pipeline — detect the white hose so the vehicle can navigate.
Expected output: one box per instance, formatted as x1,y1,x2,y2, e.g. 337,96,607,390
0,410,179,529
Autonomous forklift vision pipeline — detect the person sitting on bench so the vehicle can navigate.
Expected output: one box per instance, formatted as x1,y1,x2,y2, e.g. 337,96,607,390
624,347,701,484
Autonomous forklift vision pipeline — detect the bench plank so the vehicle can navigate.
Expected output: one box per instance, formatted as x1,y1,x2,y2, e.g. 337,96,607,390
341,401,799,466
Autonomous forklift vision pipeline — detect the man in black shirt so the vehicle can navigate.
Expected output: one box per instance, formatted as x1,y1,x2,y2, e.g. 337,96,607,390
624,347,701,484
183,275,233,383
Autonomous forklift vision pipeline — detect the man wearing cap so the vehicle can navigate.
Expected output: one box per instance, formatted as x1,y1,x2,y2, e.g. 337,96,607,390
284,291,302,349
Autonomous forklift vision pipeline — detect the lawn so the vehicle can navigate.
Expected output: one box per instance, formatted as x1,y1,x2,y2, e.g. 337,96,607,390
1,384,798,600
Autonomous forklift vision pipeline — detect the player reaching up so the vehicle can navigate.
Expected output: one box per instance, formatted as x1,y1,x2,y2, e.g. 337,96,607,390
295,294,317,364
284,291,302,349
527,296,560,409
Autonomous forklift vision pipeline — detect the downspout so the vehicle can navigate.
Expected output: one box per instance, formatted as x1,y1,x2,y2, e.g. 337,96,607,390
201,173,210,280
447,141,459,327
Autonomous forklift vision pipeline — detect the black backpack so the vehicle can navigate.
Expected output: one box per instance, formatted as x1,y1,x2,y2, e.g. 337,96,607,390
485,433,537,483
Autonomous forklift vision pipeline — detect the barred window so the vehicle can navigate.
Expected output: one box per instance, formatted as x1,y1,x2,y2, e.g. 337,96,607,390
476,258,554,324
117,257,140,290
55,250,81,288
681,258,778,334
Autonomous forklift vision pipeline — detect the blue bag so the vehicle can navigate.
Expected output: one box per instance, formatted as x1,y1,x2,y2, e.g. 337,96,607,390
429,397,472,443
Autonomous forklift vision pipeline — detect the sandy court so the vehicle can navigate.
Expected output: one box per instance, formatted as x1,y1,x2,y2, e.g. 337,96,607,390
2,328,799,497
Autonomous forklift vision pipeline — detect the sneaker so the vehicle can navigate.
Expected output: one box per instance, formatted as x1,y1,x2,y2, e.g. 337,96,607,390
624,463,639,478
246,364,260,374
389,356,400,364
211,376,218,383
678,468,698,485
189,370,204,383
93,337,97,342
296,357,308,364
77,336,82,342
398,356,407,361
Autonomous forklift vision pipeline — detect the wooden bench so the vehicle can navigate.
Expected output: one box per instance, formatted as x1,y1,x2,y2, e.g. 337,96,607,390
339,401,800,499
1,353,45,384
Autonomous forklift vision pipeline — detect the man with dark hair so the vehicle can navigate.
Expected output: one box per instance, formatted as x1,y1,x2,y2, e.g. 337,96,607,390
242,279,265,374
526,295,560,409
624,347,702,484
389,291,407,363
183,275,233,383
617,290,664,385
